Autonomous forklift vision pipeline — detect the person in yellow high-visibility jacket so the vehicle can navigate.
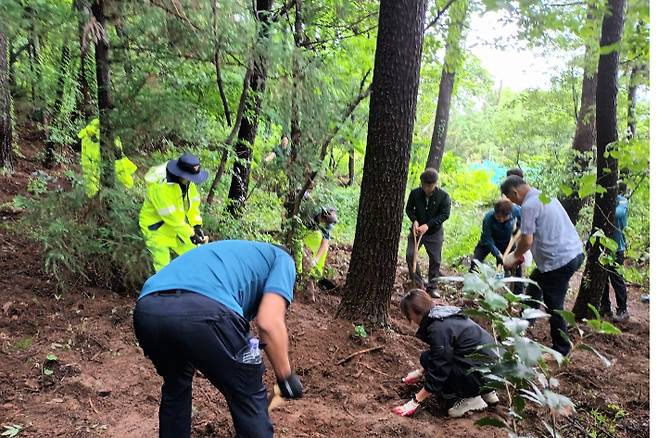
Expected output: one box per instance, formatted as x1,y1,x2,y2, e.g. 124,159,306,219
139,153,209,272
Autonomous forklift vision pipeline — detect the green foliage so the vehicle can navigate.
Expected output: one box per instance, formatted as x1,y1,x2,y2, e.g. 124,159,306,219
1,425,22,438
462,262,620,435
353,324,368,338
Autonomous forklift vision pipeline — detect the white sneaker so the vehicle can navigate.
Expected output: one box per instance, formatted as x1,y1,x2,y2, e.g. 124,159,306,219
482,391,499,405
448,395,488,418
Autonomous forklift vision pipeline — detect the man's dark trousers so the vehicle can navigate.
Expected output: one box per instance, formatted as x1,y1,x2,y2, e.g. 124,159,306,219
600,251,628,312
526,253,584,356
133,291,272,438
406,228,444,292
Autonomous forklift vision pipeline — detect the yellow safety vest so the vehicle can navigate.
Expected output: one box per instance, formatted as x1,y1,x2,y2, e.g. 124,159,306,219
138,164,203,243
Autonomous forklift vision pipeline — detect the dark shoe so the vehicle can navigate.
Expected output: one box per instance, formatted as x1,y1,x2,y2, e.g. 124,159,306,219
599,308,613,318
428,289,441,298
612,309,629,322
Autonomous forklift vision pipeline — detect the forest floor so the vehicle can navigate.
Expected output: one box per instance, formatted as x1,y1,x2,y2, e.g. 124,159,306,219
0,143,650,437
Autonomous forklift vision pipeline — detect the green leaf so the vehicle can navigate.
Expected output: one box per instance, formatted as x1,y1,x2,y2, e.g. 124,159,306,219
483,290,508,311
475,417,507,428
555,309,578,328
559,184,573,197
514,336,542,365
46,354,58,361
504,318,530,336
521,308,549,320
599,321,622,335
539,192,551,205
1,425,22,438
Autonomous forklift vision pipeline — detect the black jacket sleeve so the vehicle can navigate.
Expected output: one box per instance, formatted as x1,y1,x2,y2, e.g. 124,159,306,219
422,322,454,394
427,192,451,228
405,190,417,223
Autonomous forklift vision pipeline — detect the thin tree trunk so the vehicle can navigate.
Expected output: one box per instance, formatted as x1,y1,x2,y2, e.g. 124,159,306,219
425,0,467,171
206,63,254,204
573,0,625,320
626,64,638,139
45,43,72,168
0,32,13,169
76,0,94,121
92,0,117,188
337,0,428,326
559,2,600,225
211,0,232,127
226,0,273,216
348,146,355,186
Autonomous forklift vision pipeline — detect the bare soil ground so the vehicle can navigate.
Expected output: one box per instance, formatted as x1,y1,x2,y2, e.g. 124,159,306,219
0,144,649,437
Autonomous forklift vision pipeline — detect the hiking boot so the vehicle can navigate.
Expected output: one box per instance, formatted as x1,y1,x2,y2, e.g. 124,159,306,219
482,391,499,405
448,396,488,418
599,308,613,318
612,309,629,322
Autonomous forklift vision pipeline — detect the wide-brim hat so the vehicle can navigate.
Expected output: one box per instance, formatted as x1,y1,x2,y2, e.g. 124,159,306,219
166,153,209,184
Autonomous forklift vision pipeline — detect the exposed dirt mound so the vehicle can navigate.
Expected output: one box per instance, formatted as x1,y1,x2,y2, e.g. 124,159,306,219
0,232,650,437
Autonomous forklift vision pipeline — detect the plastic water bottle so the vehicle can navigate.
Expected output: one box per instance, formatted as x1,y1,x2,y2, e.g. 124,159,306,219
495,272,504,280
237,338,262,364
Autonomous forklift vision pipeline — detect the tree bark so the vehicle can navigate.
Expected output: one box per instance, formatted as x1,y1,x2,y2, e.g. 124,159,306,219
76,0,94,121
573,0,625,320
0,31,13,170
92,0,117,188
559,2,600,225
348,146,355,186
206,62,253,204
226,0,273,216
211,0,232,127
45,43,72,168
425,0,467,172
626,64,638,139
337,0,427,326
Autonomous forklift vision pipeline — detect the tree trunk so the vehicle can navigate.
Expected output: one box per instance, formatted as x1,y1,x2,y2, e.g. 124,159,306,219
626,64,638,139
573,0,625,320
92,0,117,188
348,146,355,186
226,0,272,216
45,43,72,168
0,31,13,170
76,0,94,121
425,0,467,171
559,2,600,225
337,0,427,326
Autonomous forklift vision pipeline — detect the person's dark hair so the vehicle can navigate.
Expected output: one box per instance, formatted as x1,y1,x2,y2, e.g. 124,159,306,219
420,168,439,184
494,199,513,216
400,289,433,321
500,175,526,196
506,168,524,178
618,181,627,195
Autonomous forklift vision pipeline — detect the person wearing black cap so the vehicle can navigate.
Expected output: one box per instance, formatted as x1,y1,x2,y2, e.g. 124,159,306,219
405,168,451,296
139,153,209,272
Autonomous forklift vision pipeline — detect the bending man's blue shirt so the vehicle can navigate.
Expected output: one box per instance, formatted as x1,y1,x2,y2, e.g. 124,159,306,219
139,240,295,321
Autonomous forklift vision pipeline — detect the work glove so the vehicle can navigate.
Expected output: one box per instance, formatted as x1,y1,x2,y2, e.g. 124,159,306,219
277,373,303,399
402,369,424,385
495,254,504,266
191,226,208,245
391,397,421,417
503,253,524,270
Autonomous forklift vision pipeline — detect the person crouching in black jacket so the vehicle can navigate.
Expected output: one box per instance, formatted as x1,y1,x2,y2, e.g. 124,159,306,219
391,289,498,418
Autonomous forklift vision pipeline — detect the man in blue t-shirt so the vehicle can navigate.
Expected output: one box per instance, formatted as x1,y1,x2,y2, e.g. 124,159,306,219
133,240,303,438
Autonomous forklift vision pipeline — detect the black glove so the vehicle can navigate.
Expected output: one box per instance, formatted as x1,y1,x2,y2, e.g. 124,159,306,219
190,234,202,245
495,254,504,266
277,373,303,399
194,225,205,239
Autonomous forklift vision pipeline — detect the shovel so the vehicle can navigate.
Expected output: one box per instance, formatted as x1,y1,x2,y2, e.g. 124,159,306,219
410,228,426,288
268,384,285,413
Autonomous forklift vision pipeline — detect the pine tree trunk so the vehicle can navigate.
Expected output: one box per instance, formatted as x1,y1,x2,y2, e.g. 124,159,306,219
0,31,13,170
559,2,600,225
92,0,117,188
227,0,272,216
348,146,355,186
337,0,427,326
76,0,93,121
425,0,467,171
573,0,625,320
626,65,638,139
